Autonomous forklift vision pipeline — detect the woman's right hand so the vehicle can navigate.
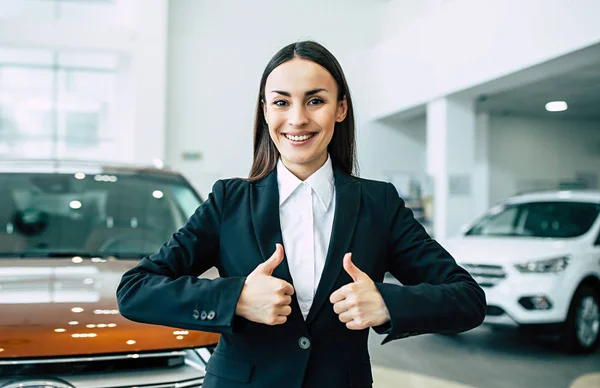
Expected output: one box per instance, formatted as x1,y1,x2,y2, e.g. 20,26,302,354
235,244,295,325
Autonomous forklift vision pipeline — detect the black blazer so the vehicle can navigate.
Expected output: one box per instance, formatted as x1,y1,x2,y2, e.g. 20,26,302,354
116,166,486,388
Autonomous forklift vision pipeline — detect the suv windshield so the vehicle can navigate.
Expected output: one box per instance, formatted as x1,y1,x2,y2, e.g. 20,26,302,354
0,171,202,257
466,201,600,238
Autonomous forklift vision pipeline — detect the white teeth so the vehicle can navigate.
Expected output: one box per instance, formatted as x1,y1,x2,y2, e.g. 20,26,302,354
285,134,314,141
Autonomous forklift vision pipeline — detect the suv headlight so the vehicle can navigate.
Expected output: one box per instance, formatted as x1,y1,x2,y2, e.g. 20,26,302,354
514,256,570,274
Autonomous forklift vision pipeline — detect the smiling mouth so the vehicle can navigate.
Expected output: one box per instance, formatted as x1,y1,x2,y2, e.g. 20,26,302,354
283,133,316,142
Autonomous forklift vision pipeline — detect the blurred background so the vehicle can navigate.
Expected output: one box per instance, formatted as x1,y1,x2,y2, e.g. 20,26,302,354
1,1,599,387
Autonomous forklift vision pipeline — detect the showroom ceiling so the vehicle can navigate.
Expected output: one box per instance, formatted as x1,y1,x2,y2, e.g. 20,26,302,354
477,61,600,121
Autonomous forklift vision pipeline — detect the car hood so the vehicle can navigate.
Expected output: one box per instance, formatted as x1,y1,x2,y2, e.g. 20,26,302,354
444,236,574,265
0,257,220,359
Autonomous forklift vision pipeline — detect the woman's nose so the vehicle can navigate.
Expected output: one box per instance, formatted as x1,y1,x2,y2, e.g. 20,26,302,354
288,106,309,127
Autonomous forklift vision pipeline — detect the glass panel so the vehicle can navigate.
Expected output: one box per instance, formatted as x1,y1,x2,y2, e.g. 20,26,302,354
0,67,55,159
58,52,118,70
58,1,118,25
467,202,600,238
0,0,55,20
0,47,54,66
0,172,201,258
0,0,129,26
55,69,116,159
467,206,520,236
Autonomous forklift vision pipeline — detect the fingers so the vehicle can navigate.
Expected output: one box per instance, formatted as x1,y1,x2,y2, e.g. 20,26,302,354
332,298,352,315
276,294,293,306
267,315,287,326
276,305,292,317
280,281,295,296
258,244,285,275
343,253,366,282
337,310,368,330
338,309,354,323
329,283,352,304
265,306,291,326
345,319,366,331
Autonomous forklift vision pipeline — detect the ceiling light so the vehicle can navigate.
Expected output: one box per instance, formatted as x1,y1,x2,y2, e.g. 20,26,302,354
71,307,84,313
545,101,568,112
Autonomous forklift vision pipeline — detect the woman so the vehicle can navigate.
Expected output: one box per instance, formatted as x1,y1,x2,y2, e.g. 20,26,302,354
116,40,486,388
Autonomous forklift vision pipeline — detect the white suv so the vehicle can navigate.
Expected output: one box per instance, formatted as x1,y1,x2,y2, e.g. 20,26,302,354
444,190,600,354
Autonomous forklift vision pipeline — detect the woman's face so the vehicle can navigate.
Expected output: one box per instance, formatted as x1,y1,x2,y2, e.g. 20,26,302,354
263,58,347,178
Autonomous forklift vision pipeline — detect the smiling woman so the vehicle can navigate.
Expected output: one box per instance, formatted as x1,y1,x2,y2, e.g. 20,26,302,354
249,41,356,182
116,40,486,388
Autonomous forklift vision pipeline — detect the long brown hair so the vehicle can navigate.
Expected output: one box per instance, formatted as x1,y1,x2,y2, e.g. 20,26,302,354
248,41,357,181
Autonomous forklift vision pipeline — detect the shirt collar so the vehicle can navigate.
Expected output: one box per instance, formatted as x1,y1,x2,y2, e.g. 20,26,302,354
277,154,335,210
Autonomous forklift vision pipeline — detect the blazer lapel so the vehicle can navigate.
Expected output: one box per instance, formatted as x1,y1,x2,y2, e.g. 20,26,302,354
306,168,361,325
250,170,305,328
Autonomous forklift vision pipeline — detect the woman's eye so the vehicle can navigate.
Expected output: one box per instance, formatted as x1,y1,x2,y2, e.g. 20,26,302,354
308,98,324,106
273,100,288,107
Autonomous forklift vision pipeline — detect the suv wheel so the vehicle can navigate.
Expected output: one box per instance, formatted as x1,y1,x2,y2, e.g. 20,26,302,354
563,286,600,354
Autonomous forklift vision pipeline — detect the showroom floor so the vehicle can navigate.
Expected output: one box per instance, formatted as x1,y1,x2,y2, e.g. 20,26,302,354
368,326,600,388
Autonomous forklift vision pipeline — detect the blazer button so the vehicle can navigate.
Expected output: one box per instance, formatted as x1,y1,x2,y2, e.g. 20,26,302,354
298,336,311,350
207,311,216,320
200,311,208,320
192,310,200,320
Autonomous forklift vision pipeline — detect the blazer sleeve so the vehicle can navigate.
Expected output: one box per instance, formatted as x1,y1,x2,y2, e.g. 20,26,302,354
373,183,486,344
116,179,246,334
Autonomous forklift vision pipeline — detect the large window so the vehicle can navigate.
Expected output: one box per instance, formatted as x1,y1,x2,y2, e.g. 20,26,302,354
0,47,119,160
0,0,136,27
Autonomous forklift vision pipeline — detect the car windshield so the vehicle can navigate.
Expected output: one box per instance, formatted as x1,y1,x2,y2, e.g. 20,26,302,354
0,171,203,258
466,201,600,238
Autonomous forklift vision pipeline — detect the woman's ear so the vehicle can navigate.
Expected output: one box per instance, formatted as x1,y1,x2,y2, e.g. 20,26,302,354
336,96,348,123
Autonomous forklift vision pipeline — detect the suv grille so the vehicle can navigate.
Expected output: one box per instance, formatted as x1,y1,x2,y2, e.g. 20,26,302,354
461,264,506,288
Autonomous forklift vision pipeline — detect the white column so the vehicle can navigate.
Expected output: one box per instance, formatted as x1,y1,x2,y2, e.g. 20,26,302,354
132,0,168,164
426,96,477,244
474,113,490,217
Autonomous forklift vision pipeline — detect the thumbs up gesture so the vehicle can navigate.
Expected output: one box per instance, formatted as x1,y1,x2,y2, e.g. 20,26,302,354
235,244,295,325
329,253,390,330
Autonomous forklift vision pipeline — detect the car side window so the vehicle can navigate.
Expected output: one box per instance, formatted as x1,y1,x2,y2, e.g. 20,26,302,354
595,229,600,246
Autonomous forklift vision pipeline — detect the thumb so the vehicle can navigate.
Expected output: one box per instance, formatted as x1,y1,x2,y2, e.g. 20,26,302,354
343,253,365,282
259,243,284,275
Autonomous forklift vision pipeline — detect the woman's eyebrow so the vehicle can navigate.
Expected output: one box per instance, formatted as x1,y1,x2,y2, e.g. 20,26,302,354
270,88,328,97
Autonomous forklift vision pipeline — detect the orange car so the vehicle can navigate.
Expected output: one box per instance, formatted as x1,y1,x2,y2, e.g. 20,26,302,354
0,160,219,387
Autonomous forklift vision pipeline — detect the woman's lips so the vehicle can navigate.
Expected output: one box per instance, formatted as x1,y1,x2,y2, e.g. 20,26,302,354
282,132,316,145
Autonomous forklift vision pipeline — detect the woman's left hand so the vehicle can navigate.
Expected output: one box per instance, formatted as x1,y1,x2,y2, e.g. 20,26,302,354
330,253,391,330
